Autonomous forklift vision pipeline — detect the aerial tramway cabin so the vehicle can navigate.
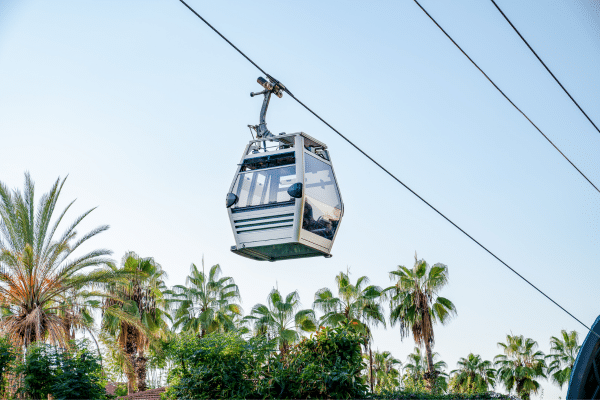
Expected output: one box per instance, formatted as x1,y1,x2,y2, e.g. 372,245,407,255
225,132,343,261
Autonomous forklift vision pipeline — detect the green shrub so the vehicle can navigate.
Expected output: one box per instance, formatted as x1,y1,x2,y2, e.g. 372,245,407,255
16,341,106,400
16,344,56,399
0,336,16,397
51,343,106,400
165,327,367,399
164,332,270,399
261,326,367,399
115,383,128,397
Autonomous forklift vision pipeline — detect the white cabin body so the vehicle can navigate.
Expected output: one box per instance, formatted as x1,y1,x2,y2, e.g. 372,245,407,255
226,132,343,261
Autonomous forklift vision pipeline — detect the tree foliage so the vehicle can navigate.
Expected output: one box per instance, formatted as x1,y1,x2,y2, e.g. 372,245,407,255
0,173,112,348
0,336,16,397
313,270,386,334
403,346,449,394
494,334,546,400
164,326,367,399
167,261,241,337
51,342,107,400
449,353,496,394
386,254,456,391
245,288,316,355
164,331,268,399
264,326,368,399
546,329,580,389
372,350,402,393
16,340,106,400
314,270,386,392
102,252,170,393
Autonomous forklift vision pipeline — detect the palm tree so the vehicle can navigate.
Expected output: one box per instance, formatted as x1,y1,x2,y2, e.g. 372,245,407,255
403,346,428,379
450,353,495,394
0,173,112,348
385,254,456,391
246,288,316,356
102,252,170,394
313,271,385,332
404,346,447,377
403,347,448,393
494,334,546,400
313,270,386,391
547,330,580,389
166,261,241,337
372,350,402,393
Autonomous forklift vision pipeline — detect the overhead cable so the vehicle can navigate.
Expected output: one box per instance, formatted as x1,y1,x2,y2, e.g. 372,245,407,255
490,0,600,136
412,0,600,196
176,0,597,337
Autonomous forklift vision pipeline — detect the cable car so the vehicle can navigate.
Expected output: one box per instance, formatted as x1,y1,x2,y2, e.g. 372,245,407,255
225,77,343,261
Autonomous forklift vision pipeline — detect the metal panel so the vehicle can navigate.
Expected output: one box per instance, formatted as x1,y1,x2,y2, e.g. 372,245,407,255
231,241,328,262
300,229,333,252
299,132,328,149
231,205,297,246
237,228,294,244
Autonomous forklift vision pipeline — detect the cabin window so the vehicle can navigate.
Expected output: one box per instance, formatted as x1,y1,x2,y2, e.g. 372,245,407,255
302,154,342,240
241,152,295,171
232,165,296,209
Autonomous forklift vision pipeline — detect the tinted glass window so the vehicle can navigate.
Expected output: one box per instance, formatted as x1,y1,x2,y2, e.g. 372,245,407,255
233,166,296,208
302,154,342,240
241,152,295,171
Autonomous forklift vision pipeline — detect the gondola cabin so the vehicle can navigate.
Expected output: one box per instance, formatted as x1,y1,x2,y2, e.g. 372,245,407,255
225,132,343,261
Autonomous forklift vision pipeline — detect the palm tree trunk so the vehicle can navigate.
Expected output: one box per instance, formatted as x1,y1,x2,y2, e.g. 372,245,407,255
280,341,289,361
136,350,147,392
517,379,528,400
125,327,138,395
424,340,436,392
369,344,374,393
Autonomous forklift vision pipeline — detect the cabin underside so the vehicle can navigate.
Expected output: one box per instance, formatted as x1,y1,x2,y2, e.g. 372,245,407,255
230,242,328,261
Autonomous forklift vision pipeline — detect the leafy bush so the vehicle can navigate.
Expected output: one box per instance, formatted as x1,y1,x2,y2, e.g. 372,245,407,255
16,344,56,399
16,341,106,400
261,326,367,399
165,326,367,399
0,336,16,397
115,383,128,397
164,332,270,399
52,343,107,400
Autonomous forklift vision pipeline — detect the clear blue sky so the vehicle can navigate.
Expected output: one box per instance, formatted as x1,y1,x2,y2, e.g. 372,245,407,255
1,1,599,398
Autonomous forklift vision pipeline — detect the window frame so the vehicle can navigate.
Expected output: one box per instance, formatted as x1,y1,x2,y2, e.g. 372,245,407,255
231,164,298,210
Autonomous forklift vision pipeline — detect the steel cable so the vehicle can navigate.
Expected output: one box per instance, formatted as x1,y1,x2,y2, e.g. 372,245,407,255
412,0,600,195
490,0,600,136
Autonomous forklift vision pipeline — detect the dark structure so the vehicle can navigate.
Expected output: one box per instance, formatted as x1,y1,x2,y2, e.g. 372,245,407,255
119,387,166,400
567,316,600,399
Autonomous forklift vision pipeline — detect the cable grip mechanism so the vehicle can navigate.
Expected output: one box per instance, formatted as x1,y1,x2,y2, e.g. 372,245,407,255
249,77,286,139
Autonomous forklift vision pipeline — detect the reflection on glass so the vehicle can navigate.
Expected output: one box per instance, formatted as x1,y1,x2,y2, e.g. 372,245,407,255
233,166,296,208
302,154,342,240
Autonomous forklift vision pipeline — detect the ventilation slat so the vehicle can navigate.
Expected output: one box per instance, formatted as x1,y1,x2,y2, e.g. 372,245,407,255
236,218,294,229
234,213,294,224
237,224,293,234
